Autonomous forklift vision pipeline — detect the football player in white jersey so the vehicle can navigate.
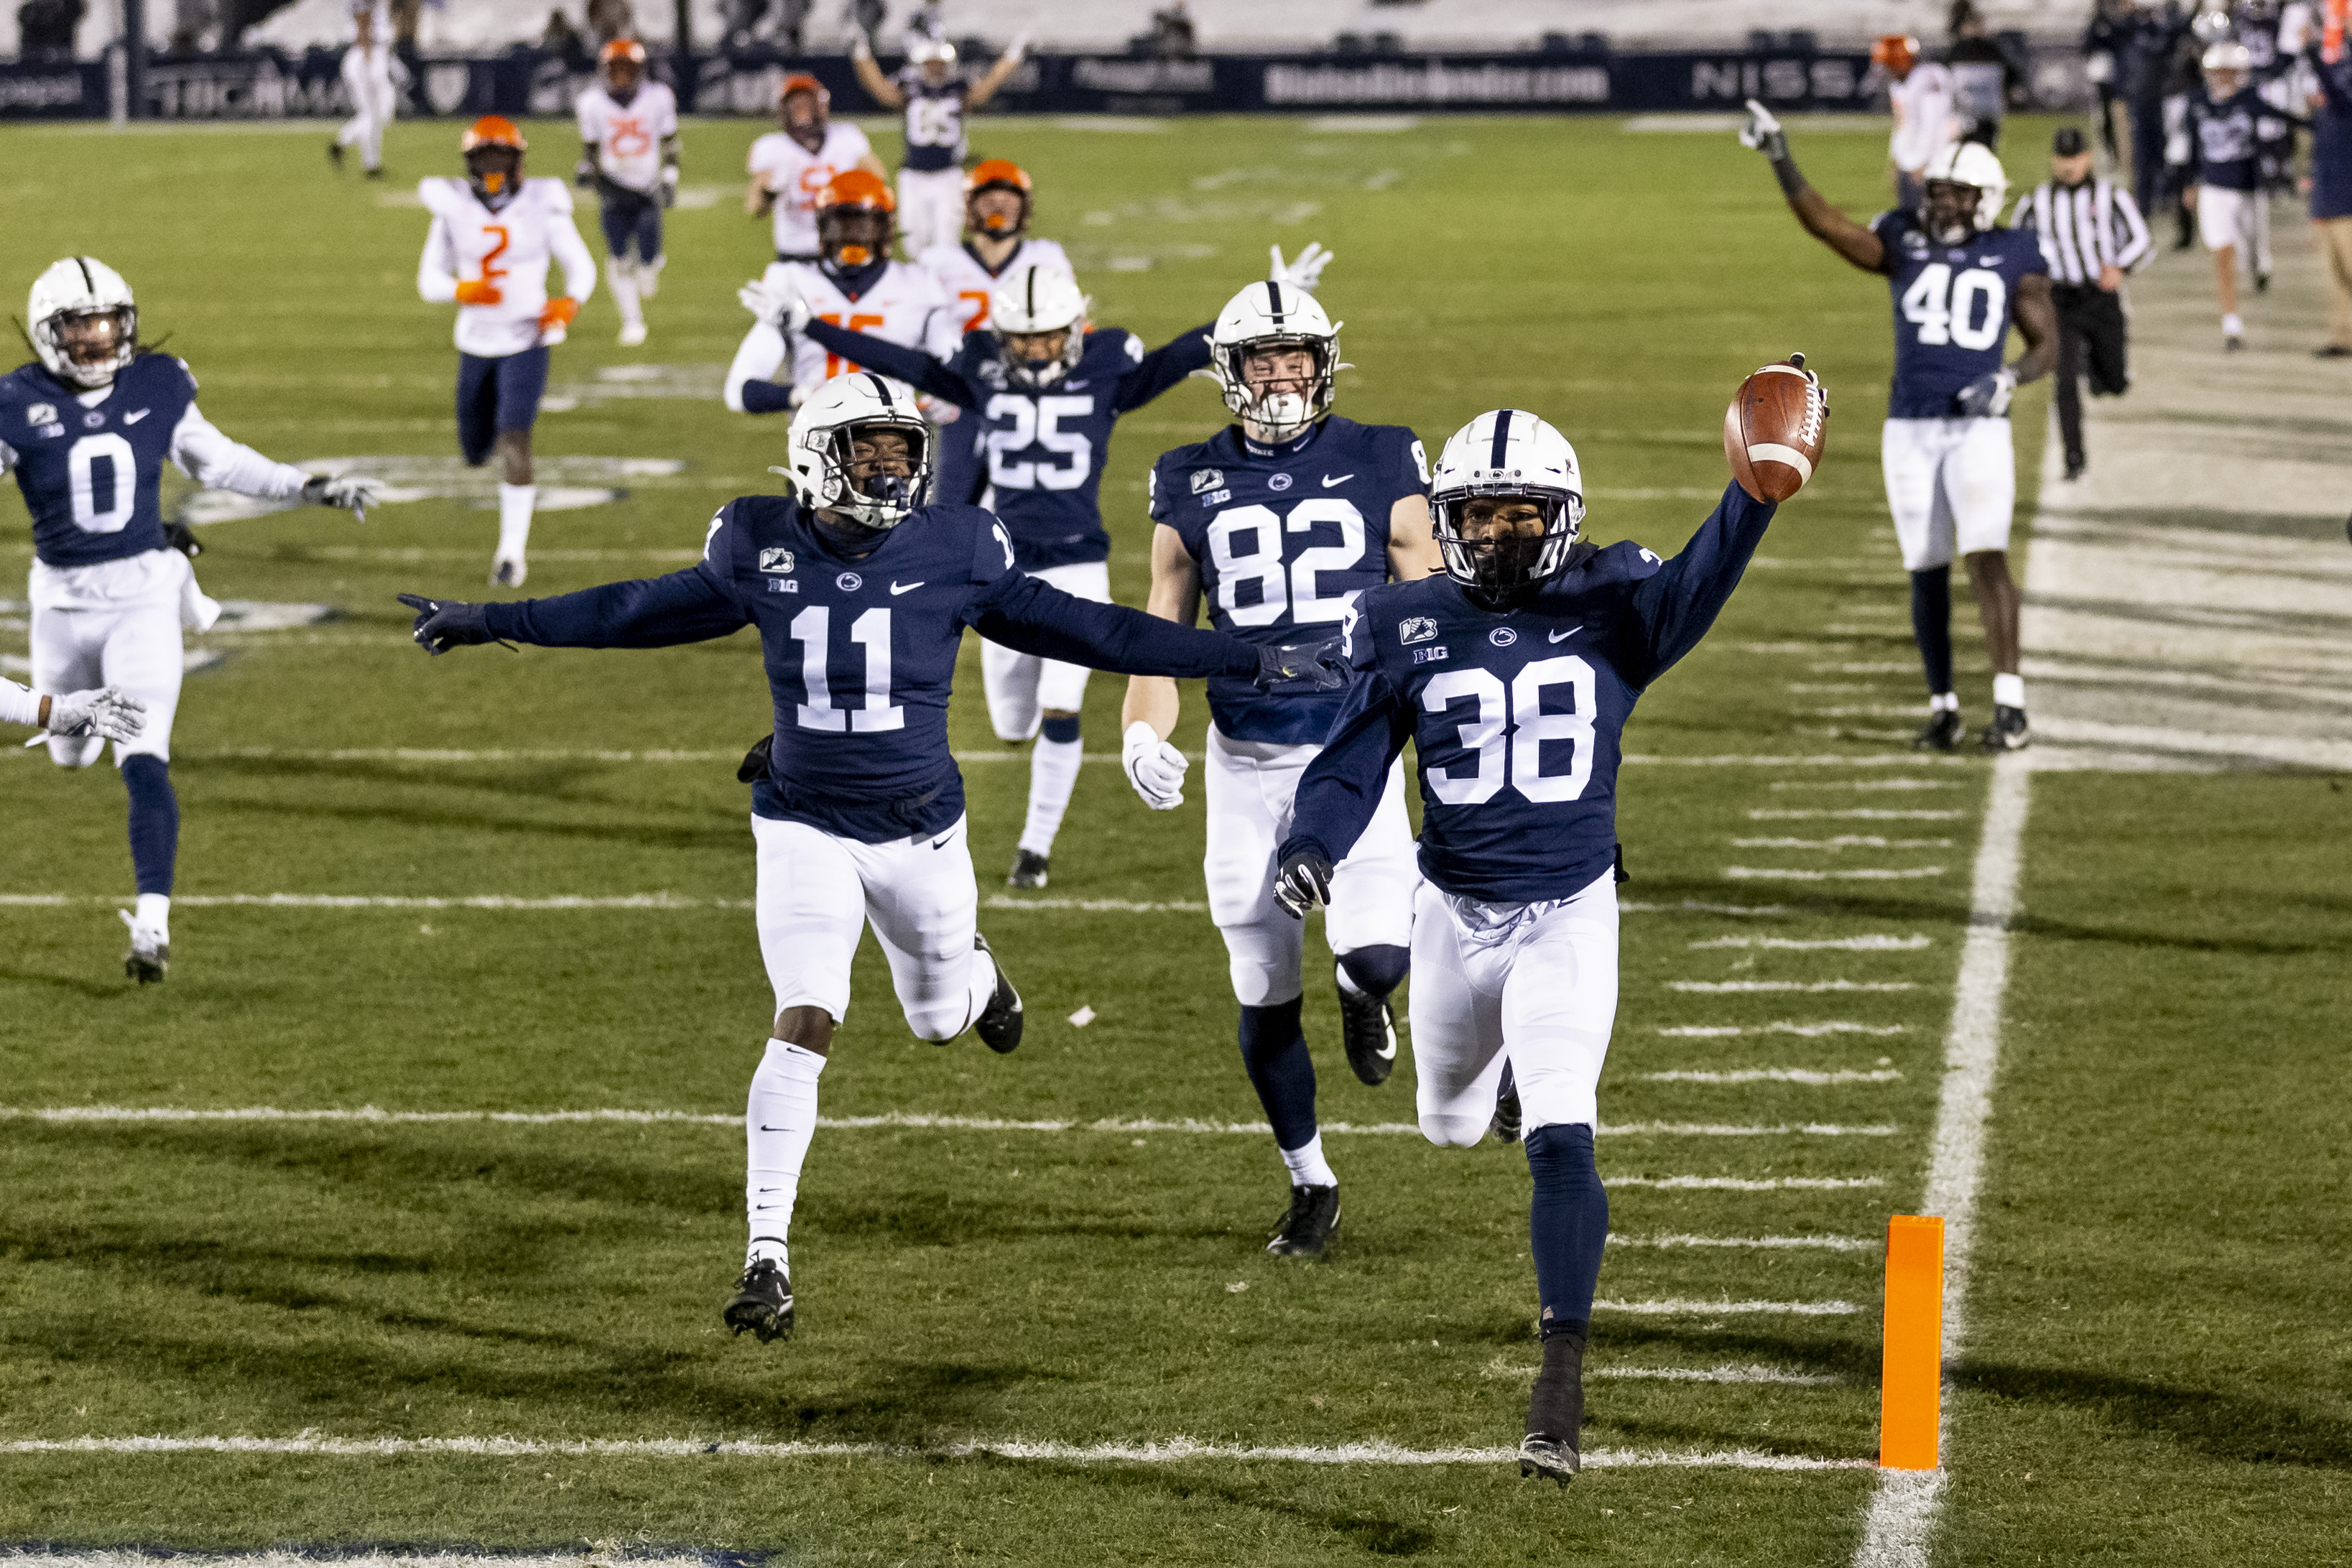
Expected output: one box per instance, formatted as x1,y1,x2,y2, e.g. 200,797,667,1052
575,39,680,348
725,170,957,415
329,0,403,180
746,73,886,264
851,32,1029,256
917,159,1074,337
1,257,379,981
415,116,598,588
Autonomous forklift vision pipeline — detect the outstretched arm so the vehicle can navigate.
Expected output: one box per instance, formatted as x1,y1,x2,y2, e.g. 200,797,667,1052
966,36,1029,108
1739,100,1889,274
1623,481,1777,686
483,567,746,649
800,319,976,407
1111,324,1214,413
971,572,1258,680
1277,664,1413,878
851,41,904,108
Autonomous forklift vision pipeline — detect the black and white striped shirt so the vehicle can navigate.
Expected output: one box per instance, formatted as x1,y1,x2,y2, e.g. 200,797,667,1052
2010,178,2152,284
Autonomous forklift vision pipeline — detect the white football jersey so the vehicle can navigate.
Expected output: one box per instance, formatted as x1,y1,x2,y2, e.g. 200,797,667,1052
749,124,875,257
917,238,1076,336
417,177,598,358
576,81,679,195
1889,63,1957,172
774,259,958,391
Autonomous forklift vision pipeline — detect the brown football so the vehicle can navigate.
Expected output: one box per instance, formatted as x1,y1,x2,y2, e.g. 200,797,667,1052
1724,355,1830,504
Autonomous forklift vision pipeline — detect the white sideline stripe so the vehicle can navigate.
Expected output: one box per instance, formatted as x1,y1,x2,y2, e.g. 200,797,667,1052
1612,1175,1886,1190
0,1434,1870,1472
0,1558,710,1568
159,746,1963,771
1659,1022,1909,1038
1690,935,1933,951
1851,753,2030,1565
1639,1069,1902,1085
1595,1298,1861,1316
1724,866,1949,881
1609,1233,1878,1251
0,1106,1895,1138
1670,979,1917,993
0,894,1776,920
1594,1364,1847,1385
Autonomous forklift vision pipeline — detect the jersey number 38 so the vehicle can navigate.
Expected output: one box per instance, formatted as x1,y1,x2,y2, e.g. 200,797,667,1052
1424,655,1598,804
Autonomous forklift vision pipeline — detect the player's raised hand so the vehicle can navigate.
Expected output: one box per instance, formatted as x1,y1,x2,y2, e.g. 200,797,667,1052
304,473,382,522
1254,636,1349,691
1269,241,1335,294
1272,848,1334,920
1738,98,1788,159
397,593,505,655
1953,368,2017,418
738,278,811,333
1121,720,1190,810
45,686,144,742
1004,29,1032,63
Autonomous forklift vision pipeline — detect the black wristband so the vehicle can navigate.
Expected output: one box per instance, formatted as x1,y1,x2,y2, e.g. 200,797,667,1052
1769,152,1807,199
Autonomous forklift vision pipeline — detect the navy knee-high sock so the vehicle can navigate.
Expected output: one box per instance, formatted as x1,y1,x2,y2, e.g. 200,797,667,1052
119,755,179,896
1335,942,1409,1000
1525,1124,1608,1338
1910,567,1955,697
1238,997,1318,1150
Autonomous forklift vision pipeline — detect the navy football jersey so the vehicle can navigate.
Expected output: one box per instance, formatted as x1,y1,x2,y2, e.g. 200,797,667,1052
1870,208,2048,419
2185,89,2264,192
0,353,195,569
896,70,968,172
802,317,1212,569
1152,417,1430,746
1286,482,1776,902
481,496,1257,843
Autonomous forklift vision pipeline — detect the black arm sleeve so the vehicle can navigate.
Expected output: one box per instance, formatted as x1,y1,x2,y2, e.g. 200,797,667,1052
1280,669,1415,867
482,563,748,649
800,321,978,408
1111,323,1215,414
968,572,1259,678
1622,481,1777,686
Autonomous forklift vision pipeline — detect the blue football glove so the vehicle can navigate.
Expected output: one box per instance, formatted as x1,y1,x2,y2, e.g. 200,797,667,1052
397,592,506,656
1254,636,1348,691
1273,848,1334,920
1953,368,2017,418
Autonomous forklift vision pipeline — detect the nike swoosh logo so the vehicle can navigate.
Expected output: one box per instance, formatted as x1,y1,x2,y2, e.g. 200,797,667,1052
759,1125,788,1131
1321,474,1353,488
124,409,149,424
932,834,954,850
891,580,924,595
1549,627,1583,644
1374,1039,1397,1059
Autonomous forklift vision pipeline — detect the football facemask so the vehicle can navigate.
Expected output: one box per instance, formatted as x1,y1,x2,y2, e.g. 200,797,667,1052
1921,180,1982,244
1428,408,1585,596
27,256,138,389
1210,281,1341,442
787,374,935,530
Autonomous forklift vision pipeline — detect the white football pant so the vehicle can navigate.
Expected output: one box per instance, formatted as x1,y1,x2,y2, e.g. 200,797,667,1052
1408,871,1619,1148
896,168,966,259
751,812,995,1040
1203,724,1419,1008
981,560,1110,740
2194,184,2272,274
1881,415,2015,571
337,45,397,172
29,550,193,769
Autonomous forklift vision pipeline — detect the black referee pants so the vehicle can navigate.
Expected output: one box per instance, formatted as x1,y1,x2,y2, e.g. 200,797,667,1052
2052,283,2129,471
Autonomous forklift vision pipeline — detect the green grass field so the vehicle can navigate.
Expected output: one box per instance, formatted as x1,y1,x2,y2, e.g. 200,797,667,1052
1,111,2346,1566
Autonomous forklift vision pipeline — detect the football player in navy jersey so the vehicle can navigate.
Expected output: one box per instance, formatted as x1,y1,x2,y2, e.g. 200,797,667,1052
1,256,379,981
767,246,1335,889
1741,103,2056,753
1272,395,1797,1484
395,374,1342,1347
1119,278,1440,1260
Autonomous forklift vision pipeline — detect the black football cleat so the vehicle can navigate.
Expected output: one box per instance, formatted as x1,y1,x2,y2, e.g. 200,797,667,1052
1006,848,1050,889
723,1257,793,1342
2256,271,2272,294
1519,1330,1586,1488
1913,708,1964,753
1490,1062,1522,1144
1335,964,1397,1087
327,139,343,169
972,933,1023,1054
1977,704,2030,753
1267,1184,1341,1258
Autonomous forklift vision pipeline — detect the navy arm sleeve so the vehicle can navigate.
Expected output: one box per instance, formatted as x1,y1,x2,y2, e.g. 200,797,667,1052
1111,323,1215,414
741,379,797,414
1622,480,1777,687
1280,668,1414,867
968,572,1259,679
799,321,978,408
482,562,748,649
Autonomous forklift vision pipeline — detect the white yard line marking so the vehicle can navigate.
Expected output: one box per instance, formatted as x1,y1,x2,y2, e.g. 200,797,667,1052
1624,754,1964,768
0,1434,1870,1472
1639,1070,1902,1085
1747,810,1965,821
1484,1358,1848,1386
145,746,1968,770
1670,980,1918,993
1595,1298,1861,1316
1612,1175,1886,1191
1769,779,1958,792
0,894,1790,920
1851,752,2031,1564
1619,899,1790,917
1608,1233,1878,1251
1731,836,1955,850
1690,935,1933,951
1658,1022,1909,1038
984,895,1209,912
1724,866,1949,881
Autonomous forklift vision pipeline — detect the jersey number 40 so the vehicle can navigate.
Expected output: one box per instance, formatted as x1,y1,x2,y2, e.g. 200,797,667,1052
1425,655,1598,804
1900,263,2007,351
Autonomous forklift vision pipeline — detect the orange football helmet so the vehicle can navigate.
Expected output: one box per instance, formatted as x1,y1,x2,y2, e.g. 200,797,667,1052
964,158,1033,236
779,72,831,129
461,116,527,203
601,37,646,93
1871,35,1919,78
818,169,897,267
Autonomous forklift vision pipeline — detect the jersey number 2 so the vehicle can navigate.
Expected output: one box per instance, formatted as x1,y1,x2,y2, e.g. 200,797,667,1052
789,605,903,733
1900,262,2006,352
1421,655,1597,806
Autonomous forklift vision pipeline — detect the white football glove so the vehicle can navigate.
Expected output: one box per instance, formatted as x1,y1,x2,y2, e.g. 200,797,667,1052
1738,98,1789,159
738,277,811,333
47,686,145,742
1121,720,1189,811
1004,29,1031,64
303,473,382,521
1268,241,1335,294
851,28,873,60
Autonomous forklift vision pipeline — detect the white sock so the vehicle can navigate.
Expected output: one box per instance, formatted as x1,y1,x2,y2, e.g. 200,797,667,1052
746,1039,826,1266
136,891,170,942
496,483,534,562
1280,1133,1338,1189
636,254,664,299
607,259,643,328
2223,312,2244,335
1930,690,1958,713
1017,736,1085,856
1992,672,2026,710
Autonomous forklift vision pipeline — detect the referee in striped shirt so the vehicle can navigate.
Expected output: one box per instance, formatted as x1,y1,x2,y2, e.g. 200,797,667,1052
2012,126,2152,480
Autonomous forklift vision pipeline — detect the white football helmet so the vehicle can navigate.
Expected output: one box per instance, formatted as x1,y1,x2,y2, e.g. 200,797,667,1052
912,36,957,66
786,372,934,529
1210,279,1341,442
1921,141,2009,241
1429,409,1586,595
29,256,138,389
989,264,1090,389
2201,40,2253,77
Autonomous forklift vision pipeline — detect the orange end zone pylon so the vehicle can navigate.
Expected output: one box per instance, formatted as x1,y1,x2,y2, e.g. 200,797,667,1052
1879,1213,1945,1470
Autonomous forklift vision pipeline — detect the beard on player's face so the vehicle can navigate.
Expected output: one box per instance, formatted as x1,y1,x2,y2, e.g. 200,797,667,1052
1458,498,1550,585
1923,180,1981,243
